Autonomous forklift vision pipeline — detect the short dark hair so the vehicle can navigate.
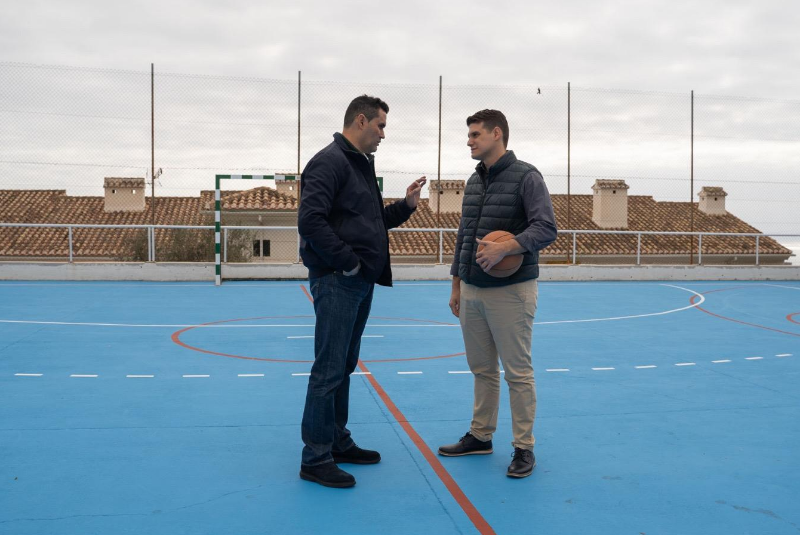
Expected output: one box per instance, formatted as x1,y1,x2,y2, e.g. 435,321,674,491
466,109,509,148
343,95,389,128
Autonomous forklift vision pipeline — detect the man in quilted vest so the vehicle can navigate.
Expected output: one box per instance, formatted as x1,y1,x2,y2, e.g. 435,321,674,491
438,109,557,478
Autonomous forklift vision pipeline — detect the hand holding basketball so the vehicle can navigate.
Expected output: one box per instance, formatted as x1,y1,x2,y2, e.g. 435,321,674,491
476,231,523,278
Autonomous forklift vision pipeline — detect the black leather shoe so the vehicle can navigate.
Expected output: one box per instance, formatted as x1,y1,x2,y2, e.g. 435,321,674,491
299,462,356,488
332,444,381,465
506,448,535,478
438,432,493,457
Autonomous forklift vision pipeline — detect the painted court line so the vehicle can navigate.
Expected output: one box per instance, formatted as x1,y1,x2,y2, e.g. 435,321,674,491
712,360,732,363
592,367,615,371
745,357,764,360
292,373,311,376
15,373,42,377
238,374,265,377
126,375,154,378
397,371,423,375
448,371,471,374
352,372,372,375
298,283,494,534
635,365,657,369
675,363,696,367
70,374,98,378
776,354,792,357
546,368,570,372
183,374,210,378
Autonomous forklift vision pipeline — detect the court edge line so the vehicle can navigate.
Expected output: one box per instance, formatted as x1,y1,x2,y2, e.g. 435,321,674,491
1,283,704,328
300,283,495,535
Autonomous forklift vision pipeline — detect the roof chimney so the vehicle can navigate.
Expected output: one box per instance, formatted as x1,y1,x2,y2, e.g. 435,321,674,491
274,175,299,199
698,186,727,215
591,179,629,228
428,180,465,213
104,177,146,212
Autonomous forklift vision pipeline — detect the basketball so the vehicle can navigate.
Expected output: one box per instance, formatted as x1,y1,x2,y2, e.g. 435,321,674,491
477,230,523,278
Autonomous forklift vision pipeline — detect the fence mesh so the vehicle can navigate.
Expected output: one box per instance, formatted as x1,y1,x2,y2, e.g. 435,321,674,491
1,62,798,265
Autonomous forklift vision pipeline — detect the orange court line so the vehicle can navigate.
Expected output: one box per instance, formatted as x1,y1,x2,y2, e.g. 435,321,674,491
300,284,495,535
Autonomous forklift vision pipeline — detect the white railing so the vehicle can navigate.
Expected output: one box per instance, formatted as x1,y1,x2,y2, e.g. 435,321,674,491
0,223,797,266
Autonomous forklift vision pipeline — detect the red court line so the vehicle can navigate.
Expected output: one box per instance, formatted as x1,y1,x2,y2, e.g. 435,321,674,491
300,284,495,535
788,312,800,325
690,289,800,338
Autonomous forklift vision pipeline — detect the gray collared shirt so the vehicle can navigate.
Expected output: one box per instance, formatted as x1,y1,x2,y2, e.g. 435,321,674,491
450,168,558,276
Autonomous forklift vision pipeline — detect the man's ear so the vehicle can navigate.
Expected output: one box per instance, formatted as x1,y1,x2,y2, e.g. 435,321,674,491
493,126,502,141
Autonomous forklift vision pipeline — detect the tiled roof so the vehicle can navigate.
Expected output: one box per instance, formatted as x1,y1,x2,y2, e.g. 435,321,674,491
104,177,145,189
699,186,727,197
428,180,465,192
592,180,630,191
0,187,791,259
200,187,297,211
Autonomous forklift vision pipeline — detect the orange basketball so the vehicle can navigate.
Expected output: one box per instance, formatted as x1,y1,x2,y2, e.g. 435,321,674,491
477,230,523,278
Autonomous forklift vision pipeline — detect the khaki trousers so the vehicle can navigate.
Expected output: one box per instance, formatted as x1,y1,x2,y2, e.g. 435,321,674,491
459,279,538,450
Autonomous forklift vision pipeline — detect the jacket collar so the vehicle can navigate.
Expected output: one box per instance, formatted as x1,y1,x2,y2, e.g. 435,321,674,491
476,150,516,180
334,132,374,163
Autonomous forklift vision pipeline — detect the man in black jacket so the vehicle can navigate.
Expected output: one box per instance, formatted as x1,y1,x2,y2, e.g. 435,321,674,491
297,95,426,488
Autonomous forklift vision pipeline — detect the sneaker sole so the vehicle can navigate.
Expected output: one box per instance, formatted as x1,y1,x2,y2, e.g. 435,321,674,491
437,448,493,457
506,461,536,478
299,471,356,488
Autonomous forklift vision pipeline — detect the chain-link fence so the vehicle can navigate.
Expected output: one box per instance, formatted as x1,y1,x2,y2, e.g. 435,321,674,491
1,62,799,264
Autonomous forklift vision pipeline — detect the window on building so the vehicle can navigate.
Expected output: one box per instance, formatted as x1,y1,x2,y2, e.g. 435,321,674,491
132,189,136,194
112,189,117,194
252,239,271,258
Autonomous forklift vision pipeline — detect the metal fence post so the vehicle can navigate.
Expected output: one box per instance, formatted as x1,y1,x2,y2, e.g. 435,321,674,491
68,226,73,262
296,231,301,263
698,233,703,265
636,233,641,265
572,232,577,264
756,235,760,266
223,228,228,263
439,230,443,264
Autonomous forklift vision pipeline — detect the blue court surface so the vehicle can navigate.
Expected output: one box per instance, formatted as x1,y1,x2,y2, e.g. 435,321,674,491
1,280,799,535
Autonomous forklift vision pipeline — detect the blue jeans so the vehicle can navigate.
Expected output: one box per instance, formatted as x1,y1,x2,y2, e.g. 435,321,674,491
301,272,374,466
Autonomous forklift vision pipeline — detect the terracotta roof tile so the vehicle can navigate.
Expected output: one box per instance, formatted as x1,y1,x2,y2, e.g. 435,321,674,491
0,187,791,259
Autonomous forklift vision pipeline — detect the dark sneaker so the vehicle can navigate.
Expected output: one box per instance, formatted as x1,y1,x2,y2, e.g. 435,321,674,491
332,444,381,465
438,432,493,457
300,461,356,488
506,448,535,478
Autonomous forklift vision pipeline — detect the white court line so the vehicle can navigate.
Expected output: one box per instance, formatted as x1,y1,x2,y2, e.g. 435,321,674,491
292,373,311,376
352,372,372,375
0,283,705,329
398,371,423,375
287,336,314,339
635,365,657,369
126,375,154,378
546,368,570,372
592,367,615,371
712,360,732,363
763,283,800,291
745,357,764,360
70,374,98,378
238,374,264,377
675,363,696,367
448,371,471,374
777,354,792,357
183,374,210,378
15,373,42,377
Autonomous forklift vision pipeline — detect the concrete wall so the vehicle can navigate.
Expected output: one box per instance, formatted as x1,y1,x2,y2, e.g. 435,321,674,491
2,261,799,282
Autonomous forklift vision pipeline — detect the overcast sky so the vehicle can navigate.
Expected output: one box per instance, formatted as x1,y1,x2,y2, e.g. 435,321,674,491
2,0,798,96
1,0,799,237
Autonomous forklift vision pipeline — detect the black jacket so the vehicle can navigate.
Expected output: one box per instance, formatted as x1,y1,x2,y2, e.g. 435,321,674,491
298,133,415,286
